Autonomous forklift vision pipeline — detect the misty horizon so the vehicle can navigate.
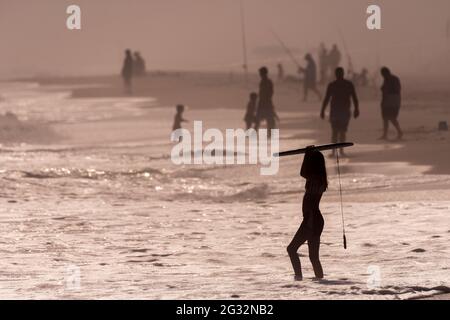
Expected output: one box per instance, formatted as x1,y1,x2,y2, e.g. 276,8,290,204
1,0,450,79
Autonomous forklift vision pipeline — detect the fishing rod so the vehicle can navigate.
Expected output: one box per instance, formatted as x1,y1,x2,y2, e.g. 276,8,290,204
336,151,347,249
274,142,352,249
269,29,302,69
337,27,354,75
239,0,249,83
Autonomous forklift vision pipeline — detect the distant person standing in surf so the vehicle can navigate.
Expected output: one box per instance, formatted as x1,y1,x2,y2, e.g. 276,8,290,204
287,147,327,281
298,53,322,102
254,67,277,136
121,49,134,94
321,67,359,157
379,67,403,140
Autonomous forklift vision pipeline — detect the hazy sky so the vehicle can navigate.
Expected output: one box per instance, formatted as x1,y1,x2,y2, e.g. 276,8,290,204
1,0,449,78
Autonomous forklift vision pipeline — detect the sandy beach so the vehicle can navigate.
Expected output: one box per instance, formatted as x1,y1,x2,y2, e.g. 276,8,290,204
0,71,449,299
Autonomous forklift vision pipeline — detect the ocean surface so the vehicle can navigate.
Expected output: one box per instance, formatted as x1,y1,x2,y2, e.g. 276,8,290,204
0,81,448,299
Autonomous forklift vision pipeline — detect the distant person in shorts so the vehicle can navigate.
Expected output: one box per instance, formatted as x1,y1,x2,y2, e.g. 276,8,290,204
321,67,359,157
379,67,403,140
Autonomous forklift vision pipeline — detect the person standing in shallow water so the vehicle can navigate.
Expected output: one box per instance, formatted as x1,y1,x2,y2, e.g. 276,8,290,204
321,67,359,157
287,148,327,281
254,67,276,136
379,67,403,140
244,92,258,130
298,53,322,102
172,104,188,142
121,49,134,94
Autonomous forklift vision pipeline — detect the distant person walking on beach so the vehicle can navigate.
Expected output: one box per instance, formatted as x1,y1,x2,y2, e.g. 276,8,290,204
133,51,146,77
244,92,258,130
379,67,403,140
298,54,322,102
121,49,134,94
254,67,277,135
321,68,359,157
287,148,327,280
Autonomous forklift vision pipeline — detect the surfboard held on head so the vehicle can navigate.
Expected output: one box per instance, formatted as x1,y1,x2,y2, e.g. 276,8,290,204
273,142,354,157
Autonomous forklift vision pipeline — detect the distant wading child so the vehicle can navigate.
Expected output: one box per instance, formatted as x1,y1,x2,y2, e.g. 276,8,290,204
244,92,258,130
287,148,327,281
172,104,188,141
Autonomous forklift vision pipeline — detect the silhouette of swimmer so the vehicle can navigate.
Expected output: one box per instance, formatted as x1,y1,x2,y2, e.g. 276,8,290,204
121,49,134,94
133,51,146,77
298,53,322,102
173,104,188,131
321,68,359,157
287,148,327,281
379,67,403,140
244,92,258,130
254,67,277,136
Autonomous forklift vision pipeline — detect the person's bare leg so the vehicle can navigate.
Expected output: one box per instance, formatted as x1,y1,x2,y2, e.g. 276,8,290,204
287,227,308,280
267,117,276,138
254,116,261,131
378,119,388,140
303,86,308,102
391,119,403,140
308,237,324,279
339,131,347,157
330,127,338,157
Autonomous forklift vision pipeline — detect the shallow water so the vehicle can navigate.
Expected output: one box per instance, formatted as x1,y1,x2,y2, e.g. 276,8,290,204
0,82,448,299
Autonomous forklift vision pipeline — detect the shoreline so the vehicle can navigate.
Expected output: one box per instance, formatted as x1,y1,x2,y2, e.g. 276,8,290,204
24,71,450,176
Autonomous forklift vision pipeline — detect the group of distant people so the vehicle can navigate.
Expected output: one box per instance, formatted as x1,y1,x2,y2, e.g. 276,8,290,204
248,64,402,154
322,65,403,155
167,44,402,149
318,43,342,84
121,49,147,94
323,65,403,154
243,67,280,136
276,43,372,103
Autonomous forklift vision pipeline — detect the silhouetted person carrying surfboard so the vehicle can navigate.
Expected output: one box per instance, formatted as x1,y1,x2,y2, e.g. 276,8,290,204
379,67,403,140
254,67,276,136
121,49,134,94
321,67,359,157
287,147,327,281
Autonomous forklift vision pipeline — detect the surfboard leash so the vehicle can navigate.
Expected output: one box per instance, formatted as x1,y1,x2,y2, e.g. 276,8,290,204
336,152,347,250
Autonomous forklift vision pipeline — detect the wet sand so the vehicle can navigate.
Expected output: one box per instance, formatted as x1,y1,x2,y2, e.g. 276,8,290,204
0,72,448,299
